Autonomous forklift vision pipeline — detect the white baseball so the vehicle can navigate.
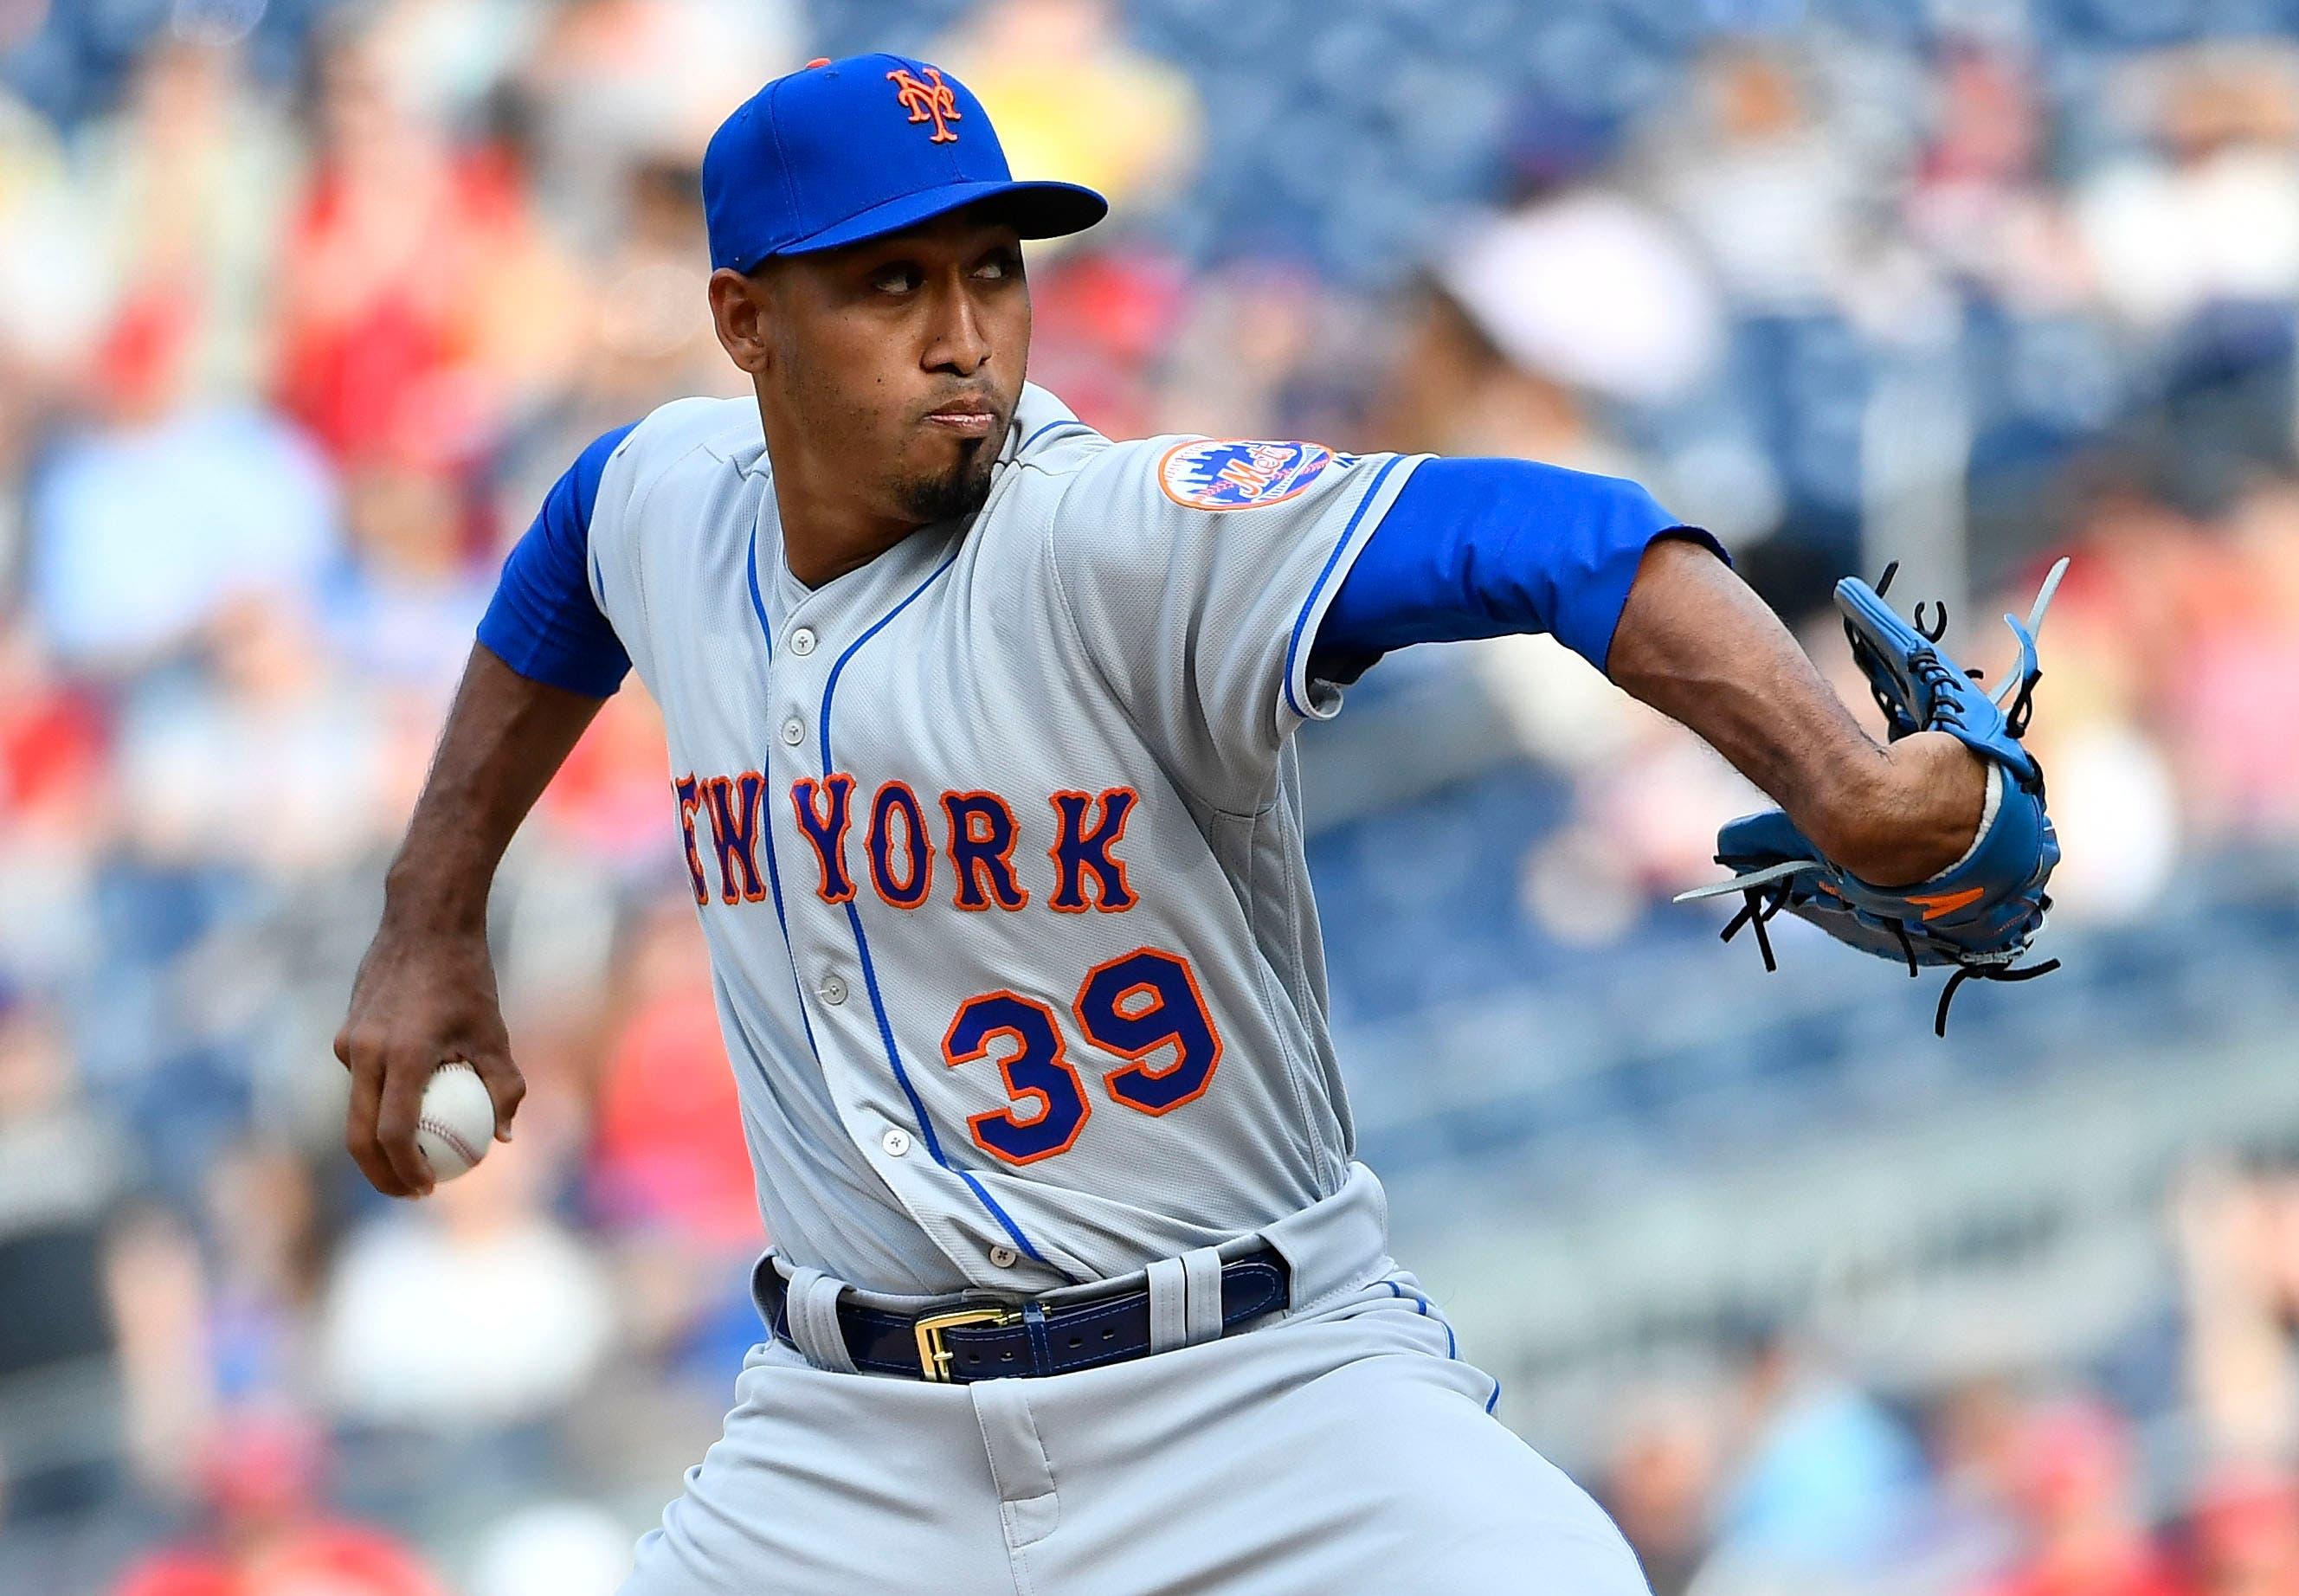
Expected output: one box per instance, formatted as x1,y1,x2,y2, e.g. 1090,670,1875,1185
415,1060,497,1184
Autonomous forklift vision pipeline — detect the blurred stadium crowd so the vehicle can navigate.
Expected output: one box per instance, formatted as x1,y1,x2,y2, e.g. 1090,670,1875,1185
4,0,2299,1593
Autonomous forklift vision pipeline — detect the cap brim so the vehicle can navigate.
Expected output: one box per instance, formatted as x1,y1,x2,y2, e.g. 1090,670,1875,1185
770,178,1109,259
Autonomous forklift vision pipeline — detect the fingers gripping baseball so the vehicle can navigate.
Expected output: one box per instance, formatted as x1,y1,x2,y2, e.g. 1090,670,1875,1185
336,930,525,1197
335,1039,409,1198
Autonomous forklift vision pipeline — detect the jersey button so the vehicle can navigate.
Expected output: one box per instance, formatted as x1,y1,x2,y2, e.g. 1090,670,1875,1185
988,1245,1020,1269
880,1127,911,1157
789,627,817,657
819,974,848,1006
779,717,803,747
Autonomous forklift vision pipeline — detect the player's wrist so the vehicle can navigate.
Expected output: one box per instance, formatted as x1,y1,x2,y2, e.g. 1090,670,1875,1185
379,859,493,939
1830,733,1990,887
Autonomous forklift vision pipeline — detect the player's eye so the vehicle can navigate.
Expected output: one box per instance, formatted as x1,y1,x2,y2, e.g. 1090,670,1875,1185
870,263,922,294
973,248,1021,281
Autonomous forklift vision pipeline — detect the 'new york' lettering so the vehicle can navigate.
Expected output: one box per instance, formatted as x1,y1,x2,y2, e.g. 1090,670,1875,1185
675,776,1140,914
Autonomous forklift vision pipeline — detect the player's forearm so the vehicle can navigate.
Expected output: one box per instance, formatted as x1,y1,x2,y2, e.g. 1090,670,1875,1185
380,644,607,933
1607,538,1986,885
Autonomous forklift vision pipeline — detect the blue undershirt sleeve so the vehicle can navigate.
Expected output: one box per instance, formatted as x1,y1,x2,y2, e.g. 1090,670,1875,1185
1310,456,1729,684
475,423,638,698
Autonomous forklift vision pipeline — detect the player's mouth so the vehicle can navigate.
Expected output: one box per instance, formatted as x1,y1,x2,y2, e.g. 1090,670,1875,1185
924,402,1000,438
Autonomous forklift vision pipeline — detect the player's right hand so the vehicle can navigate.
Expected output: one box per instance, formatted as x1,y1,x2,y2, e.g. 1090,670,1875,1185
333,924,524,1197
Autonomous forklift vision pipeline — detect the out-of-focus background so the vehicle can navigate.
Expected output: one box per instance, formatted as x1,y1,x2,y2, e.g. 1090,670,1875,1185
3,0,2299,1591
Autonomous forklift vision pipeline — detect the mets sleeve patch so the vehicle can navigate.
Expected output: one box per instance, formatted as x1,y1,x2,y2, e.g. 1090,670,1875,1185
1157,439,1336,511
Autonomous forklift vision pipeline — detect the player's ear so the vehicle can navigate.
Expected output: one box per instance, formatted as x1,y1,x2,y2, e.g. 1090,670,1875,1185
707,267,776,377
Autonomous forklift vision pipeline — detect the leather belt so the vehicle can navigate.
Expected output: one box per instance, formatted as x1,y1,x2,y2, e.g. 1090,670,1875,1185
761,1247,1291,1382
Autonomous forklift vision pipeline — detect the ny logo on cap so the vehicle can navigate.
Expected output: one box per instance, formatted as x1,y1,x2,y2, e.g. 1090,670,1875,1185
886,66,962,143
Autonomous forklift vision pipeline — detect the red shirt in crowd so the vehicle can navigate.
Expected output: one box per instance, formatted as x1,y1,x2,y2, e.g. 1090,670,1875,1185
112,1522,448,1596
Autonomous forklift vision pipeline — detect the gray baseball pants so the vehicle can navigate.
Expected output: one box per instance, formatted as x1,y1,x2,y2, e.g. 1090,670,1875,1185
620,1171,1650,1594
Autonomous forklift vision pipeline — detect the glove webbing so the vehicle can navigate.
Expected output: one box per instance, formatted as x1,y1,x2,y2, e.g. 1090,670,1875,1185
1716,870,2063,1036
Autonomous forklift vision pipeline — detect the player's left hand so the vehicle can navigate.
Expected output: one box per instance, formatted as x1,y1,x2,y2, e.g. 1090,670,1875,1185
1678,559,2068,1035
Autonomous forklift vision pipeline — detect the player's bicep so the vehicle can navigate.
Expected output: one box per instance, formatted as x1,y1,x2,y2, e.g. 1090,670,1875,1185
476,423,637,698
1310,456,1728,684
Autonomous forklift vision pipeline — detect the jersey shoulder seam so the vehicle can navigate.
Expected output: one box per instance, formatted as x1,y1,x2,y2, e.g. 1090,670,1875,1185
1017,424,1116,486
602,403,726,521
608,402,735,643
1035,433,1185,563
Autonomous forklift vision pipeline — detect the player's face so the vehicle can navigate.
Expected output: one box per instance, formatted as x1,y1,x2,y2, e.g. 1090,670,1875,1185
752,209,1032,527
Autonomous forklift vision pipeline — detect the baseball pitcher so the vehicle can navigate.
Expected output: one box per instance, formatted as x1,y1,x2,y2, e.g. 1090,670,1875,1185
337,55,2059,1593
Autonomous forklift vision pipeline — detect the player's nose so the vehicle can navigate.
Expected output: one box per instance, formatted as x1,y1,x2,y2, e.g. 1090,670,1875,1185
923,280,993,376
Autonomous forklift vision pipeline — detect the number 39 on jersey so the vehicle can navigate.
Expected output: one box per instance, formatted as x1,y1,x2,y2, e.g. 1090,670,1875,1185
943,947,1223,1167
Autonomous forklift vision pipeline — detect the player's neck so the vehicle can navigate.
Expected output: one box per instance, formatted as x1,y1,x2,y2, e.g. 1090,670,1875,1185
765,448,929,590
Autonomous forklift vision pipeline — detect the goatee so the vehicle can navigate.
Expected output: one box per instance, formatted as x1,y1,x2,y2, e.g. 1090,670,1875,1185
895,444,999,524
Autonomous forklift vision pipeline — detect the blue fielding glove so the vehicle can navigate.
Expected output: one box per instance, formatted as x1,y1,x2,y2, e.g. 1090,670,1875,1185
1677,559,2069,1036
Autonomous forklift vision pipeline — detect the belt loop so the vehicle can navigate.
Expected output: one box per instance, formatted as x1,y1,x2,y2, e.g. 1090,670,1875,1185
785,1266,859,1374
750,1252,782,1327
1181,1246,1227,1345
1145,1257,1188,1354
1021,1300,1052,1374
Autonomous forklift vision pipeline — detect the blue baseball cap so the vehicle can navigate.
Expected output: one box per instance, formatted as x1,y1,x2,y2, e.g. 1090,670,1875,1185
702,54,1109,274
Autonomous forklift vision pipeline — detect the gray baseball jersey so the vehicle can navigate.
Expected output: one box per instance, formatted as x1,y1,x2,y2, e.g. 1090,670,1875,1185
582,383,1422,1296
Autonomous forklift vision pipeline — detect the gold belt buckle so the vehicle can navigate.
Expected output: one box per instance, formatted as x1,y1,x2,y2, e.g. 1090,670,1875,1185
913,1305,1020,1382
